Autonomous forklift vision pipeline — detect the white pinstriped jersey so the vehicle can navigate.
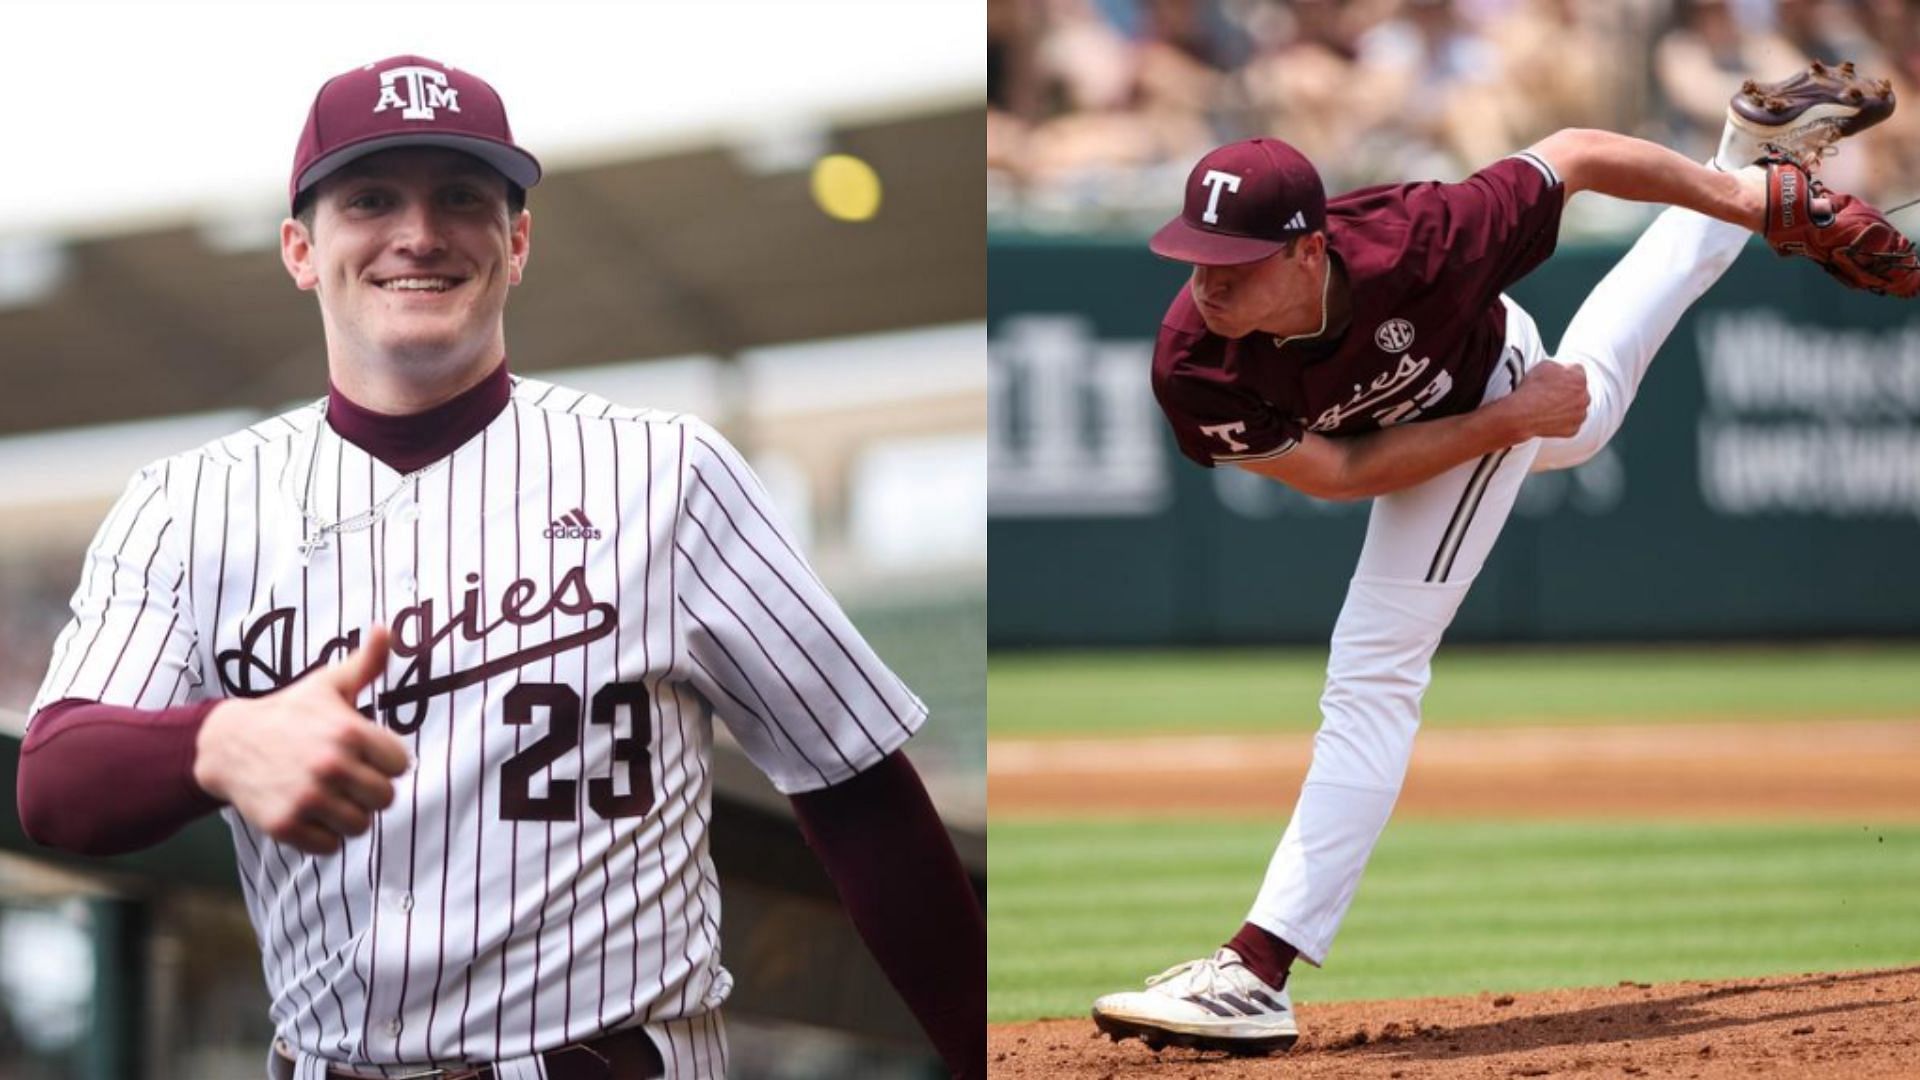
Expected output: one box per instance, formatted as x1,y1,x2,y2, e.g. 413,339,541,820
33,376,927,1077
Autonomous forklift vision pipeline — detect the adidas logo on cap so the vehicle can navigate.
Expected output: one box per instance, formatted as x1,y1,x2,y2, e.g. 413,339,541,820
544,508,602,540
1284,211,1307,230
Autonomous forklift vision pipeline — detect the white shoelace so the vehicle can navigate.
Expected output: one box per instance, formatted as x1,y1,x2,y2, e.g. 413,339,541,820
1143,953,1265,1000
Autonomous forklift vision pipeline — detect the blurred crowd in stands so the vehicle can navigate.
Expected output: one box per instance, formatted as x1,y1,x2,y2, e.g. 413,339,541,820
988,0,1920,235
0,549,78,718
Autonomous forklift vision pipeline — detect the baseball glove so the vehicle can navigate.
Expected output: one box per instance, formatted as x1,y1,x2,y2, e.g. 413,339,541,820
1763,156,1920,298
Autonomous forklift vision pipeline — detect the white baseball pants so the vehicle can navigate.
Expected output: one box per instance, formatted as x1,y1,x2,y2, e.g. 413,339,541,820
1247,204,1751,965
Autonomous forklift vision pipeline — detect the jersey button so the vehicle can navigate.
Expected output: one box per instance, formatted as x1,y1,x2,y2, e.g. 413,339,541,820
396,570,416,593
385,1017,403,1037
396,505,419,525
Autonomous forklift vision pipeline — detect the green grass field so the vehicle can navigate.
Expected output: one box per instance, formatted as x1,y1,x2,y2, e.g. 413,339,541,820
989,818,1920,1023
988,643,1920,738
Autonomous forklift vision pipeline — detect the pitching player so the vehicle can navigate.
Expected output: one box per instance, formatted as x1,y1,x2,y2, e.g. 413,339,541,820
1090,63,1913,1054
15,56,984,1079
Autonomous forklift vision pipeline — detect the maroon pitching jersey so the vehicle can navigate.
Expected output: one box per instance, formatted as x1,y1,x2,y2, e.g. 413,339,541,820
1153,152,1565,467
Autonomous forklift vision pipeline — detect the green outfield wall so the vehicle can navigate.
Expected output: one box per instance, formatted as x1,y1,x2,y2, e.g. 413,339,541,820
988,232,1920,646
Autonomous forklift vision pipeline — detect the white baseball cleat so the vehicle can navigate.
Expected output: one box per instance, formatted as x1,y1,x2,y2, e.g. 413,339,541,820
1091,947,1300,1055
1718,60,1896,168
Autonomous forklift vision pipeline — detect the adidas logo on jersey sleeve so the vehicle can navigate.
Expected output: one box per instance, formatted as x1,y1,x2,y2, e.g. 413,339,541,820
543,508,602,540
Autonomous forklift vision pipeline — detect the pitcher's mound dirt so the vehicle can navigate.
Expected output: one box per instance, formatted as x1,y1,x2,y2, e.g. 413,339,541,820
989,966,1920,1078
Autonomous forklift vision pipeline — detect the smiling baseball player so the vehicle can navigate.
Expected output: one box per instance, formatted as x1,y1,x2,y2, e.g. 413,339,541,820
15,56,984,1079
1090,63,1913,1054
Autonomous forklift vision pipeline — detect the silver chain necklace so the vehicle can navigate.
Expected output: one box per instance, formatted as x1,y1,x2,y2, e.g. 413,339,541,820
294,399,450,563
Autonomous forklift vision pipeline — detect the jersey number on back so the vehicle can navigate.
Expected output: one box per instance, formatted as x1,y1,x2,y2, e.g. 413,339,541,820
498,680,654,822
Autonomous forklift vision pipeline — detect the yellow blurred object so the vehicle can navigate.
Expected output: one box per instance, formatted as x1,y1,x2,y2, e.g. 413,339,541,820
811,154,883,221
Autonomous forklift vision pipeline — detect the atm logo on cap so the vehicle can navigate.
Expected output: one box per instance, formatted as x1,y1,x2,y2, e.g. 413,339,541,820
374,65,461,121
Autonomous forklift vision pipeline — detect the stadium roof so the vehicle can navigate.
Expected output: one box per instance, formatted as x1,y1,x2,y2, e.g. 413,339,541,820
0,104,983,436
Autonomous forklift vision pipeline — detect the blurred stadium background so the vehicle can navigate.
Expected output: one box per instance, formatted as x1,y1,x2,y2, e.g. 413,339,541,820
990,0,1920,231
987,0,1920,1042
0,5,982,1079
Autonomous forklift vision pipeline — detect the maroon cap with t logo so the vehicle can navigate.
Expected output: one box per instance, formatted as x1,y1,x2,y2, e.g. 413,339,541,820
289,55,543,212
1150,138,1327,266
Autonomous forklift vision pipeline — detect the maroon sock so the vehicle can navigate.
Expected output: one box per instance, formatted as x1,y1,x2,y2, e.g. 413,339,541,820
1226,922,1299,990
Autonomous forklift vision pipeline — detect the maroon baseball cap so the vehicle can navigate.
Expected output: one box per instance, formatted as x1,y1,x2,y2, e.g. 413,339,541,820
290,55,543,212
1150,139,1326,266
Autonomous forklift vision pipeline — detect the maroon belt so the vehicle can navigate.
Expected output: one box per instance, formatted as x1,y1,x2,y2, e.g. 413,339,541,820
268,1027,665,1080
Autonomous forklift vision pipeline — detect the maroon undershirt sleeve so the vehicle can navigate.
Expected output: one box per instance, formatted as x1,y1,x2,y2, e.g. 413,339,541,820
16,698,225,856
788,751,985,1080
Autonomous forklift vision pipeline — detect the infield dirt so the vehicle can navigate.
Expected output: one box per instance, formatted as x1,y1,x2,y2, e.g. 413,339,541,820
990,719,1920,818
989,719,1920,1077
990,966,1920,1078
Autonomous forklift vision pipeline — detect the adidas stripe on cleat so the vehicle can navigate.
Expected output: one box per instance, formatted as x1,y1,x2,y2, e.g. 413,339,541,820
1090,947,1299,1056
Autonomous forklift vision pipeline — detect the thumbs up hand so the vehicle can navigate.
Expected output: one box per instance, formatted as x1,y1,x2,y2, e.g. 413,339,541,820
193,626,412,854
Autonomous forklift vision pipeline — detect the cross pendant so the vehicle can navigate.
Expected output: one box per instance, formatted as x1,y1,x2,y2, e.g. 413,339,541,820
298,532,330,564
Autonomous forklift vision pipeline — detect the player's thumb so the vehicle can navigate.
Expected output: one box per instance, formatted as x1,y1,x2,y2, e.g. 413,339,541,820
324,625,392,698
